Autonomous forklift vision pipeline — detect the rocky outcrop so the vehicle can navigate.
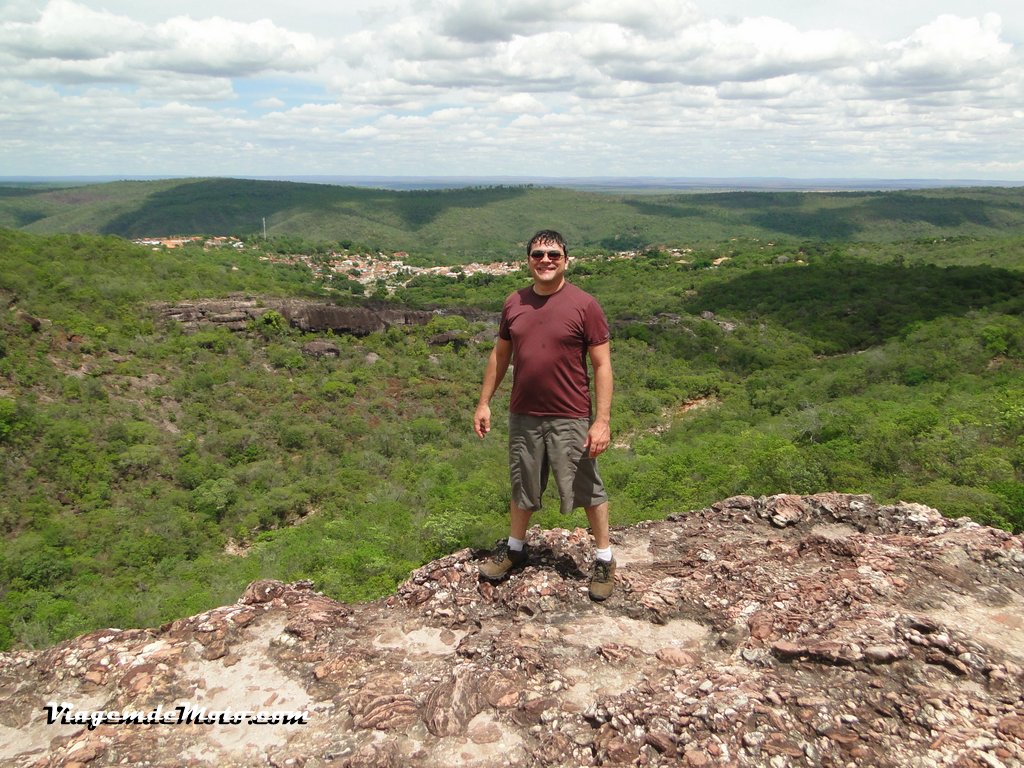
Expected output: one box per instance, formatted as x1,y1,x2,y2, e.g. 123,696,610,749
2,292,43,331
157,298,437,335
301,340,340,358
1,494,1022,767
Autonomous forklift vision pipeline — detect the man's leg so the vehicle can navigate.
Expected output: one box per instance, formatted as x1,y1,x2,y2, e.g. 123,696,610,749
547,418,615,600
585,501,610,549
510,501,533,541
479,501,533,582
585,500,616,601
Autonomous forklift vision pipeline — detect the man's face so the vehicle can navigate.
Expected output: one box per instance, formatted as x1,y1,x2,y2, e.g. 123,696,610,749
527,238,567,292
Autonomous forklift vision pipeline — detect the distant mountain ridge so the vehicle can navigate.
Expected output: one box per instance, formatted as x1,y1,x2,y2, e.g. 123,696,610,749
4,175,1023,192
2,177,1024,262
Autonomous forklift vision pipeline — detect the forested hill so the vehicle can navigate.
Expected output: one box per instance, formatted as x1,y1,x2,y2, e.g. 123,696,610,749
2,178,1024,262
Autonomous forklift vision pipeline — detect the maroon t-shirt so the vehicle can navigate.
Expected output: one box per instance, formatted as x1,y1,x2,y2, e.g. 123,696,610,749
498,283,610,419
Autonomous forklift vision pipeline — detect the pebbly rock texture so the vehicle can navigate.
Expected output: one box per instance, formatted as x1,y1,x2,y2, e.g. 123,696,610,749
1,493,1022,768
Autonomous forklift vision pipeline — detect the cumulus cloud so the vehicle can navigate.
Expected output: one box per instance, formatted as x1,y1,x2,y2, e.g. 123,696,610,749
568,0,700,36
862,14,1015,94
1,0,1022,178
440,0,519,43
254,96,286,109
148,16,326,76
0,0,329,84
493,92,548,113
439,0,576,43
0,0,152,59
569,17,865,86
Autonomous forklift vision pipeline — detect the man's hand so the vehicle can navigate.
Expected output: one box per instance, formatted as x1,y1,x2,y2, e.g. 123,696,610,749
584,420,611,458
474,403,491,439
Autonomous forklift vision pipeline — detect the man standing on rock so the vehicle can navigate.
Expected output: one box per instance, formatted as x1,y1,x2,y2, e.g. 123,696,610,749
473,229,616,601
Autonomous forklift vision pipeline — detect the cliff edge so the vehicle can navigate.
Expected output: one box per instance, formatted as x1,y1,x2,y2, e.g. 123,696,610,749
1,493,1022,767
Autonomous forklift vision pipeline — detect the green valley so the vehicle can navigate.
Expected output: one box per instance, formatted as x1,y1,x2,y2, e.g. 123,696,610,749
0,179,1022,650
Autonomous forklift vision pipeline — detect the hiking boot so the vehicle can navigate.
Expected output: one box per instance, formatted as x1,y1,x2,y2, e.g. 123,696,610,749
478,542,528,582
589,557,617,601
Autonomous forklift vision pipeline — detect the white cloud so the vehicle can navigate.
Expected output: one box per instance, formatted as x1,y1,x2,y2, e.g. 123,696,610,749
440,0,518,43
493,93,548,113
0,0,329,85
568,0,700,35
142,75,237,101
579,17,864,86
343,125,379,138
254,96,286,109
0,0,152,59
0,0,1022,179
715,74,807,101
149,16,327,76
438,0,577,42
862,14,1014,94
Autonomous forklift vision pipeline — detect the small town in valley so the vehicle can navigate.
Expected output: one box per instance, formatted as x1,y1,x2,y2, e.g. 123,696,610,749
134,235,524,290
263,250,526,288
132,235,699,293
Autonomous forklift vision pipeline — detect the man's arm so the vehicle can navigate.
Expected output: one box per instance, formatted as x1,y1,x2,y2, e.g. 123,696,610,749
474,337,513,439
585,341,613,457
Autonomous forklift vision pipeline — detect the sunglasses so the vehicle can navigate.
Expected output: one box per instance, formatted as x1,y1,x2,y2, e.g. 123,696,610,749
529,249,565,261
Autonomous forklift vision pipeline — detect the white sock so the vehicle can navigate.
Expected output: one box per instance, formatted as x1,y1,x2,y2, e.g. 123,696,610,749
507,536,526,552
595,547,613,562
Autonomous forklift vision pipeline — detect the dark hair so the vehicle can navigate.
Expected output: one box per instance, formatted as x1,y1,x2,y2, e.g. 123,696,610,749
527,229,568,257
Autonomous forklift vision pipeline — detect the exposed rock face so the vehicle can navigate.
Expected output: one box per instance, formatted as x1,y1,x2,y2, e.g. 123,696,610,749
157,298,438,335
2,494,1022,767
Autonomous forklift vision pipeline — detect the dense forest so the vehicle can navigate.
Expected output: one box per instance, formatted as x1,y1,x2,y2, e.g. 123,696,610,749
1,182,1023,650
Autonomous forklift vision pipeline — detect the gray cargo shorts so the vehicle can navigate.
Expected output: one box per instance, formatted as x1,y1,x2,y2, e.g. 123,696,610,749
508,413,608,515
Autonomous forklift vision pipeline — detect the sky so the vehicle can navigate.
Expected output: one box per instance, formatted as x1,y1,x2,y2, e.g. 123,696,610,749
2,0,1023,180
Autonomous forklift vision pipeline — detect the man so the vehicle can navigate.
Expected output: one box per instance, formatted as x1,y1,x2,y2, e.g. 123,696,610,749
473,229,616,601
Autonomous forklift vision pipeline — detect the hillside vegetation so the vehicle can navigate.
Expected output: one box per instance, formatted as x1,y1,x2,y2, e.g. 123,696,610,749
3,178,1024,263
0,183,1023,650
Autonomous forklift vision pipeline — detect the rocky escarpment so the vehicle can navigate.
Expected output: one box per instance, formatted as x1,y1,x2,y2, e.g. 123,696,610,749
1,494,1022,768
157,297,495,336
158,297,435,335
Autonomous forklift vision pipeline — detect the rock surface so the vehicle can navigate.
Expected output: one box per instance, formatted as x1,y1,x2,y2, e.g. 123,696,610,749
158,297,433,335
1,493,1022,767
156,297,493,336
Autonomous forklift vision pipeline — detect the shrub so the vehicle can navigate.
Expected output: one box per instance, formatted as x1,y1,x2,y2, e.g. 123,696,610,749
253,310,289,337
267,344,305,370
278,424,313,450
191,478,239,521
115,444,164,478
321,377,356,401
191,330,231,353
0,398,18,442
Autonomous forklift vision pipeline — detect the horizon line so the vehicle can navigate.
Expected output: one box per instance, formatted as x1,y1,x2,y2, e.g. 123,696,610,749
2,174,1021,193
